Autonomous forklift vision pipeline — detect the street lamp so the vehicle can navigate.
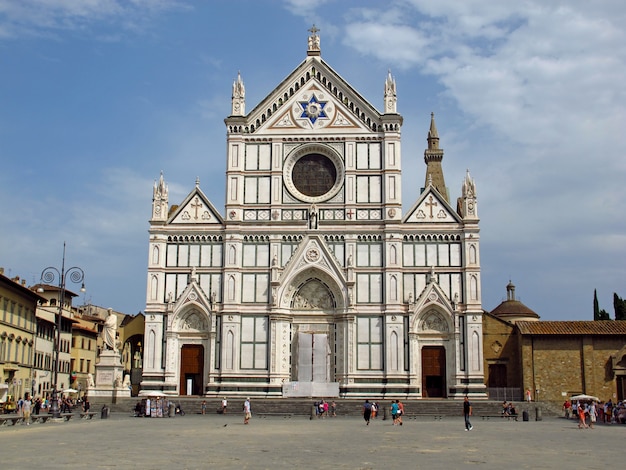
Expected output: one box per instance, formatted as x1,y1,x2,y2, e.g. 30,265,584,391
38,242,85,418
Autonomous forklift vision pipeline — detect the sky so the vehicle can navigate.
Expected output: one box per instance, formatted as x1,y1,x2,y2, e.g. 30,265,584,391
1,0,624,320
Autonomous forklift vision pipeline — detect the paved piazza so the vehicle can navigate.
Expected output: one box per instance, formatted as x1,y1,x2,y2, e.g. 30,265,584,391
1,413,623,469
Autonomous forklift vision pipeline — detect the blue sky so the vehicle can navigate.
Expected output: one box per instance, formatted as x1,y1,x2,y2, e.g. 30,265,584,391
1,0,624,320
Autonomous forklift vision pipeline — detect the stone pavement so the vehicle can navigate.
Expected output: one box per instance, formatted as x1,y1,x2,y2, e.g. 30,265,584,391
1,412,624,469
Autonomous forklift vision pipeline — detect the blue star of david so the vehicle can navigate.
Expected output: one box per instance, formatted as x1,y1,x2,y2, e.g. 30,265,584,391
299,95,328,124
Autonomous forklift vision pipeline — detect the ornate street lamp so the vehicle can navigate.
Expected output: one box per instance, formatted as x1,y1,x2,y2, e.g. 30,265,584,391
38,243,85,418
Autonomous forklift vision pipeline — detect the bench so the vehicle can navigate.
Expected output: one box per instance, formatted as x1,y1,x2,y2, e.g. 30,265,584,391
80,412,96,420
480,414,518,421
61,413,74,421
0,415,24,426
257,412,294,419
35,414,53,423
402,413,443,420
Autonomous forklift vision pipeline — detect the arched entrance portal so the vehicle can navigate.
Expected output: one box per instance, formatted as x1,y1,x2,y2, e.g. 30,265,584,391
422,346,446,398
180,344,204,395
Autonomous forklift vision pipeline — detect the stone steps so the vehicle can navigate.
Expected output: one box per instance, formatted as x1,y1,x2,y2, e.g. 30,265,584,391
95,397,555,418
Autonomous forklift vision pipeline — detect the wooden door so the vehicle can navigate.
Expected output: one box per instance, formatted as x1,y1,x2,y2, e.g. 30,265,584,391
488,364,507,387
422,346,446,398
179,345,204,396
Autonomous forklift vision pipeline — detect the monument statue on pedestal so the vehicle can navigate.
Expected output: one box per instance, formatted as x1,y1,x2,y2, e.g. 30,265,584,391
103,308,118,352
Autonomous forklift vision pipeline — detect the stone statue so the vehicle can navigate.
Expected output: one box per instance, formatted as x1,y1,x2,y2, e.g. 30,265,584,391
133,350,142,369
87,373,95,388
103,308,118,352
122,374,131,389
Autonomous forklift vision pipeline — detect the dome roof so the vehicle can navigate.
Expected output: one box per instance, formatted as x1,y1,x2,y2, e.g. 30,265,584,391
490,281,539,322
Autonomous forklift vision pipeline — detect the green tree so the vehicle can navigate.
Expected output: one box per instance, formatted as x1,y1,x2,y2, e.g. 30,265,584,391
594,289,610,320
614,293,626,320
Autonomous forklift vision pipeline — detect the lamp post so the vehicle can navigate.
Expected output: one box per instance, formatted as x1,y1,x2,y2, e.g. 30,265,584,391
39,243,85,418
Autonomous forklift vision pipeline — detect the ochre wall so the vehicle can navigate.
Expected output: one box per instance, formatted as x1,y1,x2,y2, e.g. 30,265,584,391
521,335,624,403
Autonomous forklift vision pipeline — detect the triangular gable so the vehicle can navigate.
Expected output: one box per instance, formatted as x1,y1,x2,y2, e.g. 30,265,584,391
169,186,224,225
280,235,347,283
412,280,455,315
403,186,461,224
245,56,382,135
171,275,213,323
263,82,370,134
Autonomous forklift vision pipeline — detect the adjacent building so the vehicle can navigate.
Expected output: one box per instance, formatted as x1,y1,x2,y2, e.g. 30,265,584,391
484,282,626,403
0,269,42,408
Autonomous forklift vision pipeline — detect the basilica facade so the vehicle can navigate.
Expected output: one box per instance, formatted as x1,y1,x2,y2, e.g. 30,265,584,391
141,29,486,399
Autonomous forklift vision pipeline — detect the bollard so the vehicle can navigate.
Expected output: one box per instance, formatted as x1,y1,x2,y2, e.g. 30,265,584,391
101,405,109,419
382,404,387,421
535,407,542,421
310,404,316,420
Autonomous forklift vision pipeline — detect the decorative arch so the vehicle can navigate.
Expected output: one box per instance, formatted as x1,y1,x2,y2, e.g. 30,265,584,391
411,306,453,335
280,267,346,311
172,306,210,333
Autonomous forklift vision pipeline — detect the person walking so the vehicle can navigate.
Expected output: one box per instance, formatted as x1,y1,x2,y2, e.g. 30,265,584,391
201,400,207,415
577,403,588,429
397,400,404,426
22,394,32,425
362,399,372,425
390,400,399,425
589,402,597,429
243,398,251,424
463,396,473,431
221,397,228,414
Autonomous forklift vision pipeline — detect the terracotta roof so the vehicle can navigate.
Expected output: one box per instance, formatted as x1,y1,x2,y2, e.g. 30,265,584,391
516,321,626,335
491,300,539,319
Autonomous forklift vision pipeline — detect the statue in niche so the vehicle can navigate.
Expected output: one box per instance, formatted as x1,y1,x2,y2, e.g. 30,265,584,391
309,204,318,229
133,350,143,369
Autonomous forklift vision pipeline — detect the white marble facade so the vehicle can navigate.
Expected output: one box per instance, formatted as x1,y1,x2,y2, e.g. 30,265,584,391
141,28,486,399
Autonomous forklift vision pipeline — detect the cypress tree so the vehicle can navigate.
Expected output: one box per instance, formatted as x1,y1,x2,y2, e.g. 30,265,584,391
614,293,626,321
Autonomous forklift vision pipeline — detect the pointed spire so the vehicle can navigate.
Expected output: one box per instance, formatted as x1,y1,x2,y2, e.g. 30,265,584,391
231,71,245,116
423,113,449,202
307,24,321,56
427,112,439,148
384,69,397,113
154,171,168,199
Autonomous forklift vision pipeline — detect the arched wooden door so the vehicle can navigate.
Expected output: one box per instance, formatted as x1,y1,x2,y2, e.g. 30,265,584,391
422,346,446,398
180,345,204,396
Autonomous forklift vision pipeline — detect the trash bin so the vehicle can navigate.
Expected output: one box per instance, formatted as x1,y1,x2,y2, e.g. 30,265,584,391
101,405,109,419
522,410,529,421
535,407,542,421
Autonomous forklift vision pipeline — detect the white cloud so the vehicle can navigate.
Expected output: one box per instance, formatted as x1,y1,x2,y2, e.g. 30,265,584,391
0,0,187,38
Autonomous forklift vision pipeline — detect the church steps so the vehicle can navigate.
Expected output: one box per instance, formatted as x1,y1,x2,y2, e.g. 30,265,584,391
93,397,556,418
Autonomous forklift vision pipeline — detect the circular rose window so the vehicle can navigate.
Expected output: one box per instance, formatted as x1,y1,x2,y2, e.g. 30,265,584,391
284,144,344,203
292,154,336,197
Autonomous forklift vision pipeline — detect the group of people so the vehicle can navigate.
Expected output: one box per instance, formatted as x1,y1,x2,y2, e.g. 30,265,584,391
501,401,518,419
314,399,337,418
362,399,404,425
563,398,626,428
11,393,90,424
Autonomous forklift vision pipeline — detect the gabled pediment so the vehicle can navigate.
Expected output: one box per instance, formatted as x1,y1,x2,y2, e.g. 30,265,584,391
169,186,224,225
403,186,461,224
170,276,213,331
412,279,455,315
242,57,384,135
410,280,455,333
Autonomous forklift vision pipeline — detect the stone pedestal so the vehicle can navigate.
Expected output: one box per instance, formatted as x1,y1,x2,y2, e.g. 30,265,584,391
88,350,131,399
